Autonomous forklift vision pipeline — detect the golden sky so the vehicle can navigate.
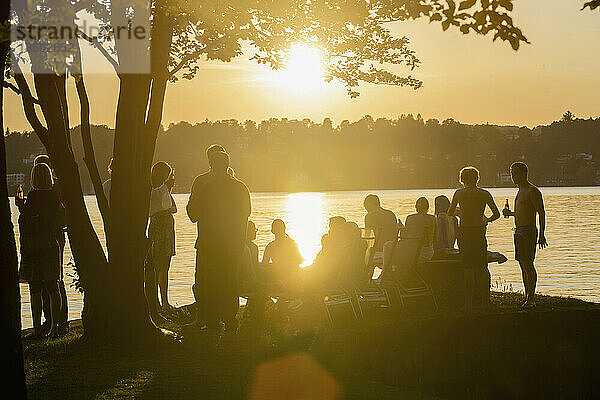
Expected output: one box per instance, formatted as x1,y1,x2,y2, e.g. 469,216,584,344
4,1,600,132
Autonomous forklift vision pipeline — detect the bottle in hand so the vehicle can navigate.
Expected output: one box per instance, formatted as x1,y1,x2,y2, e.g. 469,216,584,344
503,198,510,218
16,184,24,200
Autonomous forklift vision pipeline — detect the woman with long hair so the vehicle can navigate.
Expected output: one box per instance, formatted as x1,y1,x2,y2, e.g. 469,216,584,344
148,161,177,312
17,163,65,338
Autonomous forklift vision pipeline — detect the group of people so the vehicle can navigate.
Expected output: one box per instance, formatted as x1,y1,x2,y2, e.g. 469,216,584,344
16,143,547,338
367,163,547,309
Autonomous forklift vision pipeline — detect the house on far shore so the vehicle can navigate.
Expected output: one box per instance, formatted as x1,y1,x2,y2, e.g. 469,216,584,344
497,172,512,186
7,173,25,187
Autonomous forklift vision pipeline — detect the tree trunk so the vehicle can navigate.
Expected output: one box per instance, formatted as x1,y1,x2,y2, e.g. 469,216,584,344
0,19,27,396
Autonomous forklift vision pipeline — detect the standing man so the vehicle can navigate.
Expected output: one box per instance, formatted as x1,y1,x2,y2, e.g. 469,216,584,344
503,162,547,308
196,151,251,333
186,144,227,329
448,166,500,310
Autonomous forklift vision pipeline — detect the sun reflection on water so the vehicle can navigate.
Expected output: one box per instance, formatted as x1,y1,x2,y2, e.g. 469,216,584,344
283,192,327,267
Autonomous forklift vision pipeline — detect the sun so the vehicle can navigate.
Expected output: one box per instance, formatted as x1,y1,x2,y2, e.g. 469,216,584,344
269,43,326,92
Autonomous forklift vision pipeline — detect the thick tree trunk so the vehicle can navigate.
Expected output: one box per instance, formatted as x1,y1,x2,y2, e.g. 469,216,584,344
103,5,175,340
107,73,157,338
0,29,27,398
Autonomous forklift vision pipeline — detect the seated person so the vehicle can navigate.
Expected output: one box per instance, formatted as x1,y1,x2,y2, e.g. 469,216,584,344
404,197,437,262
303,217,349,290
363,194,400,264
341,222,369,288
262,219,304,286
434,195,458,257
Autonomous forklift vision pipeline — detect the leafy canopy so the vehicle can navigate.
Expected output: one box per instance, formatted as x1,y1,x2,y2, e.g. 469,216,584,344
29,1,529,97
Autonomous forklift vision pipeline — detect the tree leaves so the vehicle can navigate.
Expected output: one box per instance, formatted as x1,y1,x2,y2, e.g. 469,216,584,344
459,0,476,11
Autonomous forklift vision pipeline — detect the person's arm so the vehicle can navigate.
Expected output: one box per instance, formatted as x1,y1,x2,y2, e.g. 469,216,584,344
364,214,373,236
531,188,547,248
168,194,177,214
448,191,459,217
432,217,438,247
186,177,199,222
485,191,501,224
262,243,272,264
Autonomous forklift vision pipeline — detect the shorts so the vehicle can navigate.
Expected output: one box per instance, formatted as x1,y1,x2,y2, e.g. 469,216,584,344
514,226,537,262
457,226,488,270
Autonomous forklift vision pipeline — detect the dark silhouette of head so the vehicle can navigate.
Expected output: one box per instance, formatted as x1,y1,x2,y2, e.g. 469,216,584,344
206,144,226,158
34,154,51,169
31,163,53,190
434,195,450,215
151,161,172,189
363,194,380,212
460,166,479,187
510,162,528,185
247,221,257,241
329,216,346,235
345,221,362,240
271,219,286,238
415,197,429,214
208,151,230,175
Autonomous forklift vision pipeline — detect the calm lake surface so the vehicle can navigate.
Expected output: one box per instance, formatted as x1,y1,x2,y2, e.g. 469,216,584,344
13,187,600,328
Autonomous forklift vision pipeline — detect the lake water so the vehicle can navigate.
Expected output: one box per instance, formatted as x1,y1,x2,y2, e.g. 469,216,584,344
13,187,600,328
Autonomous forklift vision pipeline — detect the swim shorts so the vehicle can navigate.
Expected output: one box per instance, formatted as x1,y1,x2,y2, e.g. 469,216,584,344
514,226,538,262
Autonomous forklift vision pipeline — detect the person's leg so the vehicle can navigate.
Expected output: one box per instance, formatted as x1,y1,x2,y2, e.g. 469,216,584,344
520,260,537,305
518,261,530,302
155,256,172,309
144,251,163,323
58,237,68,331
47,281,61,337
29,282,43,337
41,285,52,334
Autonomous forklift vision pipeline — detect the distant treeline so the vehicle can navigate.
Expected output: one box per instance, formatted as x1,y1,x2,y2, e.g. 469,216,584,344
5,114,600,193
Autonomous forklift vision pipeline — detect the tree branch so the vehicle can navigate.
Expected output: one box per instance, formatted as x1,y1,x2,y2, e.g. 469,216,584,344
74,74,110,223
167,52,199,79
76,28,119,73
2,81,42,104
11,59,50,147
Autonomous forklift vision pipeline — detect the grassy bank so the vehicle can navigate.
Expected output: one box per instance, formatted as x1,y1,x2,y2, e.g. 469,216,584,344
22,292,598,399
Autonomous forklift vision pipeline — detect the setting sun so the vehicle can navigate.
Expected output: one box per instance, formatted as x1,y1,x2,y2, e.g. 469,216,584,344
269,43,326,92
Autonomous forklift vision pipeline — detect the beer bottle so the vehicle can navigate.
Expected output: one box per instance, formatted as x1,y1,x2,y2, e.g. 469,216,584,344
503,198,510,218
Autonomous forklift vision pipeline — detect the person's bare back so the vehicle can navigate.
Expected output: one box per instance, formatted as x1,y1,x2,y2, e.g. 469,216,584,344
449,187,499,227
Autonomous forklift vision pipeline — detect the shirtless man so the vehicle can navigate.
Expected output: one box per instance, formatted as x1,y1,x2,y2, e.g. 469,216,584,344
448,166,500,309
502,162,547,308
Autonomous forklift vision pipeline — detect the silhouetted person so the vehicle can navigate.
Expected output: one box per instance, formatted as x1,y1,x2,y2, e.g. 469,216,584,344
404,197,437,262
449,167,500,310
186,144,230,328
25,155,69,335
262,219,304,284
503,162,547,308
17,163,65,339
148,162,177,313
434,195,458,255
363,194,399,252
195,151,251,332
341,221,369,287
